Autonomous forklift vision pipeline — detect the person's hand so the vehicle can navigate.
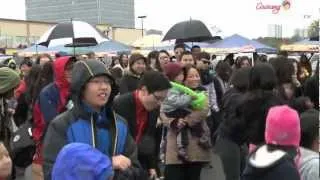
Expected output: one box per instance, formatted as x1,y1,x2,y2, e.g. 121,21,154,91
149,169,157,179
176,118,187,129
112,155,131,171
0,144,12,178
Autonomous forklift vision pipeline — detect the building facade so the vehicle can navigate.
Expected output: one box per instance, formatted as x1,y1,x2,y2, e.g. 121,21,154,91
26,0,135,28
267,24,282,38
0,18,142,55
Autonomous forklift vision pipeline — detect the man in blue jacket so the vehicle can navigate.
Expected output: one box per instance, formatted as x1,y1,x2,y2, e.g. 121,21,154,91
43,60,141,179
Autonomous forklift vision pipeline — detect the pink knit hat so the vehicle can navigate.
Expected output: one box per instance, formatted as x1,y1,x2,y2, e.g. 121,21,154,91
265,105,301,147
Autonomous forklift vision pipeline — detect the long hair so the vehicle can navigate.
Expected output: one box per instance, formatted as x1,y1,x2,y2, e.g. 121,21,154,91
25,65,42,103
32,62,54,104
155,50,170,72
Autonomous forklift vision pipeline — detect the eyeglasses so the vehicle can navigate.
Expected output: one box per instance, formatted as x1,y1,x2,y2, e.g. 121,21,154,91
152,93,166,103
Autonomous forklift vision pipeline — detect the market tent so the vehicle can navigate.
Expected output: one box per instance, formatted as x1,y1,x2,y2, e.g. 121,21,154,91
93,39,131,53
204,34,277,54
18,44,50,56
281,39,319,52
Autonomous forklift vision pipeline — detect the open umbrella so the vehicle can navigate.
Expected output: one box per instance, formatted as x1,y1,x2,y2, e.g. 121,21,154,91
93,39,131,53
163,20,219,43
38,21,105,47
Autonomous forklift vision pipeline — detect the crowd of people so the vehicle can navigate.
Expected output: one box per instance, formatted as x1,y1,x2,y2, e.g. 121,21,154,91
0,44,318,180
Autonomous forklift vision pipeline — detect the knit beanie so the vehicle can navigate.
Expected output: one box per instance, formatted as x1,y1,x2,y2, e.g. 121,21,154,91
265,105,301,147
0,67,20,94
164,62,184,81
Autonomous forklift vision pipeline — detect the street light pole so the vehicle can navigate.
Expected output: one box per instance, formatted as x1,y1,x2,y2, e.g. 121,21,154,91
138,15,147,37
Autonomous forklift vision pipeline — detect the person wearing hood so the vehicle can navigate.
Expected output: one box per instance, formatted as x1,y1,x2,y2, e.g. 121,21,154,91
119,53,147,94
0,67,20,179
52,143,114,180
32,56,75,180
0,67,20,148
241,105,301,180
43,60,141,179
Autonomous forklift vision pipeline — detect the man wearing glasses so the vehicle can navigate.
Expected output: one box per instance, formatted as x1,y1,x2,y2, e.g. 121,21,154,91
113,71,171,180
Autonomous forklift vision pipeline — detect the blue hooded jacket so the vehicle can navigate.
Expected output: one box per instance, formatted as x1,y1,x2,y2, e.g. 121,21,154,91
43,60,140,179
52,143,113,180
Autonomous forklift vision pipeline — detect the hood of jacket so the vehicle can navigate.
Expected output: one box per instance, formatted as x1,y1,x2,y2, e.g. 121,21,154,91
52,143,113,180
0,67,20,94
53,56,72,89
71,60,118,118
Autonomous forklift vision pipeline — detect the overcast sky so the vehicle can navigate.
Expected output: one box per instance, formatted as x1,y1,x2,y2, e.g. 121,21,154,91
1,0,319,38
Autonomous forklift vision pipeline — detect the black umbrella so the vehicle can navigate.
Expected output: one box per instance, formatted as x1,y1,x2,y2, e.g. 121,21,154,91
163,20,218,43
38,21,106,47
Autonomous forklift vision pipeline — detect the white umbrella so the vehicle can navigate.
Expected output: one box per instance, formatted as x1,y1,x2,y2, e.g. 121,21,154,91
38,21,106,47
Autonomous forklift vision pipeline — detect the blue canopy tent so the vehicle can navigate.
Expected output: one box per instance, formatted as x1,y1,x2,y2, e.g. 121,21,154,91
205,34,277,53
93,39,131,53
47,45,95,55
18,44,50,56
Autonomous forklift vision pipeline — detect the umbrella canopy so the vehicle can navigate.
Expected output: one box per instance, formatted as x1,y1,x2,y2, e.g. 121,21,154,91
47,45,95,55
38,21,105,47
162,20,215,42
204,34,277,54
93,39,131,53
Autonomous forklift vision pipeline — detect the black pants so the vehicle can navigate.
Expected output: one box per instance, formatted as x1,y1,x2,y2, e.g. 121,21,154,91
165,163,203,180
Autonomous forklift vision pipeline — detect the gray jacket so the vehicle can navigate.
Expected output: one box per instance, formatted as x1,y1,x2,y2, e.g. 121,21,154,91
161,88,192,113
299,147,319,180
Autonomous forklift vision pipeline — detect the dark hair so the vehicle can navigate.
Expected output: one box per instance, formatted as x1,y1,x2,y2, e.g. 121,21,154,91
110,56,120,68
230,67,251,92
290,96,312,114
278,51,288,58
180,51,193,58
300,109,319,149
138,71,171,94
215,61,232,81
249,63,277,91
147,51,159,64
174,43,186,51
24,65,42,103
153,50,169,72
191,45,200,52
183,65,201,83
119,53,128,68
269,56,294,85
35,53,52,64
110,67,123,86
257,54,268,63
32,62,54,103
224,53,235,66
211,54,217,60
235,56,251,69
20,58,33,68
198,52,210,61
